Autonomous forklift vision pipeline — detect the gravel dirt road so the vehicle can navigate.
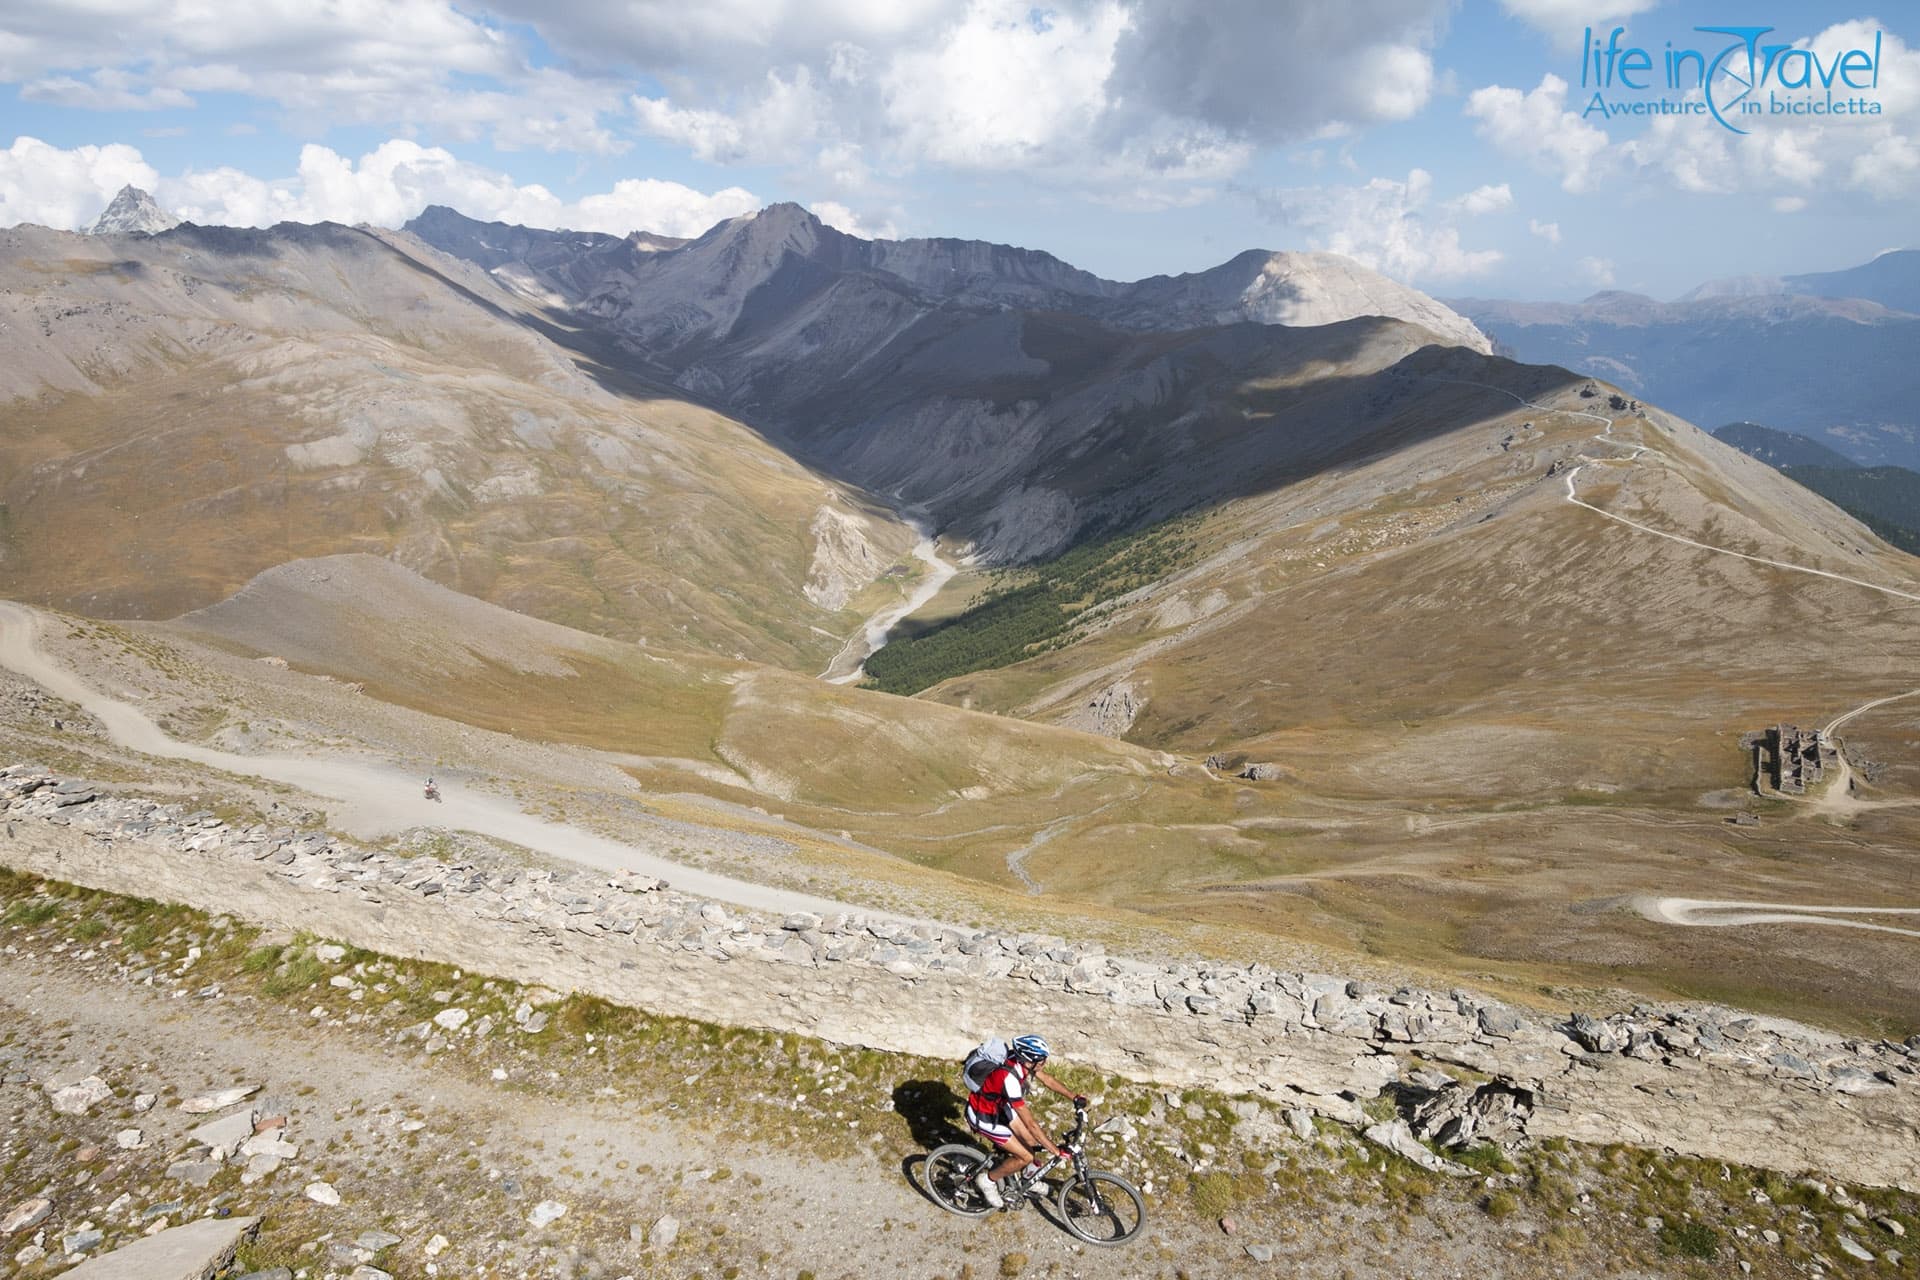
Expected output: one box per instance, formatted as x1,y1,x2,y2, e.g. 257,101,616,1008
0,601,905,923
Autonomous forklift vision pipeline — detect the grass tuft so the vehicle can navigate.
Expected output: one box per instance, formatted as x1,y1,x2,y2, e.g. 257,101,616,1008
1659,1219,1719,1259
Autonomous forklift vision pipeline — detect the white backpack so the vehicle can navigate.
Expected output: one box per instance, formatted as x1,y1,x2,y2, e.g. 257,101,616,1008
961,1036,1009,1094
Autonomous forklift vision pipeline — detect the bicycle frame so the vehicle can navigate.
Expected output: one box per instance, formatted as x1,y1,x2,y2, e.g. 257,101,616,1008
1005,1107,1099,1198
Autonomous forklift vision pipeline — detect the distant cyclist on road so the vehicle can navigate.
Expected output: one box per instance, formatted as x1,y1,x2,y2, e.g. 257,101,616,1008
965,1033,1087,1208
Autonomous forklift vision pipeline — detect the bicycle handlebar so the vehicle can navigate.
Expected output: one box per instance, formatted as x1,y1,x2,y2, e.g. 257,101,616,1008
1062,1101,1093,1152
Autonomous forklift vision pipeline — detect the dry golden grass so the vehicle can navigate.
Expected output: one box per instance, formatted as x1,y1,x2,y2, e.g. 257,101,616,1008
0,229,920,671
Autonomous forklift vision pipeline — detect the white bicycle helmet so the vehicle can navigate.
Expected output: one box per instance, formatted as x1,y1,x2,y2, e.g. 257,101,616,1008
1010,1033,1051,1064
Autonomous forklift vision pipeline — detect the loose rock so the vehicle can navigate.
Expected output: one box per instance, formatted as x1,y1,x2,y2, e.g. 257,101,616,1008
2,1197,52,1234
1838,1235,1875,1262
182,1084,261,1114
48,1075,113,1115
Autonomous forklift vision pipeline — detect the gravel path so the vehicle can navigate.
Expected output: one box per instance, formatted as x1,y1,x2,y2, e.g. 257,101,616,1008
0,601,910,923
1636,896,1920,939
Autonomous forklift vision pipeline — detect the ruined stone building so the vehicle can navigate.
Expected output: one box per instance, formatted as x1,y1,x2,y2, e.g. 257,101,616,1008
1740,724,1836,795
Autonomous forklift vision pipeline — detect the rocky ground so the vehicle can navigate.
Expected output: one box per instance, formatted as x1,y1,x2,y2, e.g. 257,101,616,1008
6,761,1917,1191
4,857,1919,1279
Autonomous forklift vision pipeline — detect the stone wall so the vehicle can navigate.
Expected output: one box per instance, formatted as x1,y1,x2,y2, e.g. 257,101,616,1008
4,764,1916,1190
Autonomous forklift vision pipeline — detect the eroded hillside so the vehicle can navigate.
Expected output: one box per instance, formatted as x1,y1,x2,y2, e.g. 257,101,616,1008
0,220,920,667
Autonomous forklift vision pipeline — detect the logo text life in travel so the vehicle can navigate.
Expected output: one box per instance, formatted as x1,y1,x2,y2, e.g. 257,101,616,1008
1578,25,1884,134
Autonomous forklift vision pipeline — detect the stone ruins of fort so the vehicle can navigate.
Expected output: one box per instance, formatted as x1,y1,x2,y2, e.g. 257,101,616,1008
1742,724,1838,795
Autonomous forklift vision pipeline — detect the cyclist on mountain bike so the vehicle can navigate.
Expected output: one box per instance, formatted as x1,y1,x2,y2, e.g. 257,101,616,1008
966,1033,1088,1209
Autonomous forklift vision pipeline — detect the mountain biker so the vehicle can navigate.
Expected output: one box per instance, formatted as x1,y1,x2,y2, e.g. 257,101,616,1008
967,1033,1088,1209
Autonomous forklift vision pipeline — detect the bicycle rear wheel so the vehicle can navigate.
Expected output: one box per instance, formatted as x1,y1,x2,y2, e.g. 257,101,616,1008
922,1144,997,1217
1057,1170,1146,1245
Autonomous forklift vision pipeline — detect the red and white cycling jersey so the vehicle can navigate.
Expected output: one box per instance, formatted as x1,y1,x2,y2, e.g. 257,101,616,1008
966,1059,1029,1133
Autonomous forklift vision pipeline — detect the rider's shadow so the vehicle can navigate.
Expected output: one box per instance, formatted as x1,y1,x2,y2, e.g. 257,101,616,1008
892,1079,970,1149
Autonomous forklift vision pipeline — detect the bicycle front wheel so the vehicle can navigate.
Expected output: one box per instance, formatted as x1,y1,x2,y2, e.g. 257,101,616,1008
922,1144,997,1217
1057,1170,1146,1245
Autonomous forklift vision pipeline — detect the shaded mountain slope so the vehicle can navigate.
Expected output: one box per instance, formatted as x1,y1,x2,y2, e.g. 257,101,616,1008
1785,248,1920,315
1712,422,1860,469
1777,466,1920,556
1713,424,1920,555
406,203,1494,562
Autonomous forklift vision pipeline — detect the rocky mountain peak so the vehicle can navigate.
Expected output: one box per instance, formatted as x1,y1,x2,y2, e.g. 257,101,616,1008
700,202,824,248
1117,248,1490,352
407,204,482,237
1235,251,1491,353
88,186,180,237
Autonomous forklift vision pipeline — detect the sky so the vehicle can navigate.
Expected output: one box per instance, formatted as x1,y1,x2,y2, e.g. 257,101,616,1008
0,0,1914,301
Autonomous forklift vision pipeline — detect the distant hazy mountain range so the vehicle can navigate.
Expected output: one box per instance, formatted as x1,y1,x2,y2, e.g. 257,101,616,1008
1682,251,1920,315
1450,250,1920,469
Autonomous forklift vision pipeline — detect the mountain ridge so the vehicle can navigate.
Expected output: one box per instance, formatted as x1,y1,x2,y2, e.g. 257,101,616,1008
403,202,1493,561
405,202,1492,353
1681,248,1920,315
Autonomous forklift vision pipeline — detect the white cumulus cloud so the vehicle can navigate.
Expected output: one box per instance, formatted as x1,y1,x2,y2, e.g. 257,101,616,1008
1260,168,1504,283
1578,255,1616,287
1496,0,1663,48
1,136,761,239
3,0,1464,204
1,0,623,154
1464,74,1612,193
510,0,1450,198
0,136,158,229
21,68,194,111
1444,183,1513,215
810,200,901,240
634,66,830,165
1528,218,1562,243
877,1,1125,171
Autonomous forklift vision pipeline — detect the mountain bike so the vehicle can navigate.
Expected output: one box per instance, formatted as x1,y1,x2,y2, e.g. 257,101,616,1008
921,1103,1146,1246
